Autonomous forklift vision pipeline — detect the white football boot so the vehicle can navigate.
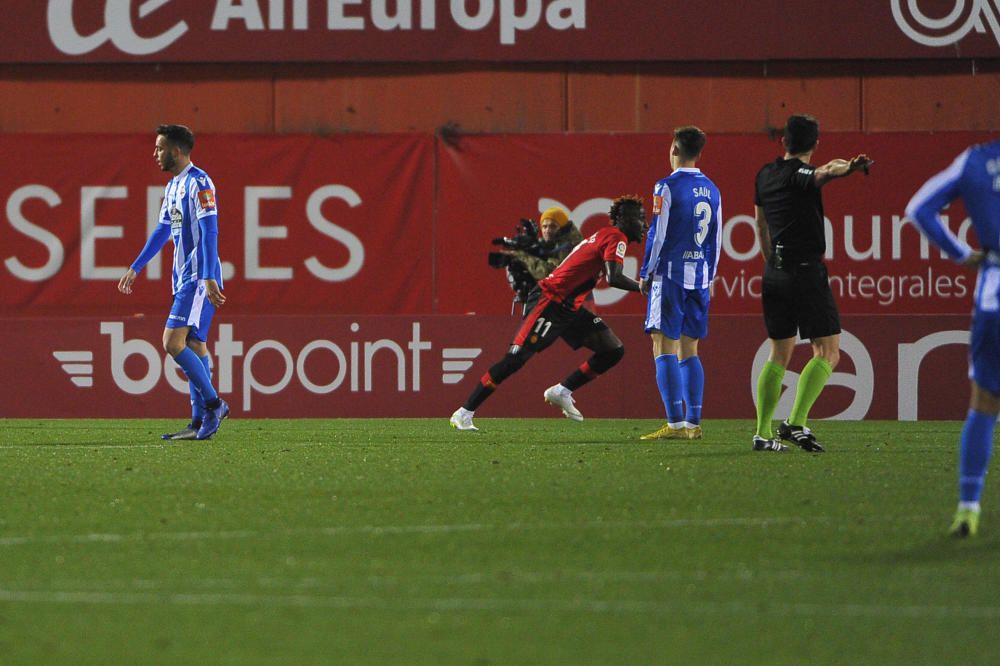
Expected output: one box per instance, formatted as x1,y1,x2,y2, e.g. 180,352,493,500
543,384,583,422
449,407,479,431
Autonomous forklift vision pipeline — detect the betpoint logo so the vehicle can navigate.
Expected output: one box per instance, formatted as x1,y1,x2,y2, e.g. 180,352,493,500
54,321,483,412
48,0,189,56
891,0,1000,47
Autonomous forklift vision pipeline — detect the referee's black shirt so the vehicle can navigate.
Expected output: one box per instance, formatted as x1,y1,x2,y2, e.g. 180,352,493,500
754,157,825,258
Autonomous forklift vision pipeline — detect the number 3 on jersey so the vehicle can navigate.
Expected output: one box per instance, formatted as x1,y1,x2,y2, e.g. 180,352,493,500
693,201,711,246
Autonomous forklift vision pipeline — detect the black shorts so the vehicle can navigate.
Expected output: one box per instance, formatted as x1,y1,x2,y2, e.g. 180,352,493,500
761,259,841,340
512,293,609,353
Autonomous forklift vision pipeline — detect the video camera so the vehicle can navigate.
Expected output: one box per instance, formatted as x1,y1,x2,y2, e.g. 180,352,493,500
487,218,545,269
486,218,556,314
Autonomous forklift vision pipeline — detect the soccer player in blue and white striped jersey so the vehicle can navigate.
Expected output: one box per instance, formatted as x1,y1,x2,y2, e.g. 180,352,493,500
638,127,722,441
906,139,1000,537
118,125,229,441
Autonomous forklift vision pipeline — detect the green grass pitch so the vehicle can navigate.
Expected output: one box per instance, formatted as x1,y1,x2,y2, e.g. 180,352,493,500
0,418,996,664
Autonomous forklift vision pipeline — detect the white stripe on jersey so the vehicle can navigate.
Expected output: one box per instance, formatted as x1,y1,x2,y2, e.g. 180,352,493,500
647,184,672,279
683,262,697,289
977,266,1000,312
645,276,664,330
188,283,208,326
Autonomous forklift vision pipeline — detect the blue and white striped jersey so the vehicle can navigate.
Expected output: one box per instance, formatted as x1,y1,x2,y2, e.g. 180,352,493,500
906,140,1000,313
640,167,722,289
159,163,222,294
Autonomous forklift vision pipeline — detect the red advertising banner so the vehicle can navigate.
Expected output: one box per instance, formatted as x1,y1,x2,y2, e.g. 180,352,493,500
438,132,993,317
0,314,971,422
4,2,998,64
0,133,434,316
2,132,995,319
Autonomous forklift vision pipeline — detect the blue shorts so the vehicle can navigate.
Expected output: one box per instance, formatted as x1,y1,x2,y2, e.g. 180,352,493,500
165,280,216,342
970,309,1000,394
644,277,710,340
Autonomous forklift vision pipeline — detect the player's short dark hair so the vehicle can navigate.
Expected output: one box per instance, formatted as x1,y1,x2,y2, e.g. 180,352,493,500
156,124,195,154
783,114,819,155
673,126,706,160
609,195,644,223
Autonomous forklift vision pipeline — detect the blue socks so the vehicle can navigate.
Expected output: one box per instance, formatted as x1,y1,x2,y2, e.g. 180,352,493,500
680,356,704,426
959,409,997,504
174,347,218,405
655,354,684,424
189,354,212,424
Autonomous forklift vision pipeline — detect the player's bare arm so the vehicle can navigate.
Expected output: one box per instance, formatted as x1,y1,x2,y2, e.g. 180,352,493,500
605,261,640,292
754,206,772,262
118,268,138,295
814,154,873,186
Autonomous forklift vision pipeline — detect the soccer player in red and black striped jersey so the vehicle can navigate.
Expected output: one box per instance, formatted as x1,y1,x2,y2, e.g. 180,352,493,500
450,196,647,431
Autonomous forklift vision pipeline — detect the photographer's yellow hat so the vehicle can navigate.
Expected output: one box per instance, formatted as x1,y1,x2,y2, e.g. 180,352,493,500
540,206,570,228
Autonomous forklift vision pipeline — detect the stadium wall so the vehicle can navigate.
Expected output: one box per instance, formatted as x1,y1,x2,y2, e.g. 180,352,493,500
1,61,998,134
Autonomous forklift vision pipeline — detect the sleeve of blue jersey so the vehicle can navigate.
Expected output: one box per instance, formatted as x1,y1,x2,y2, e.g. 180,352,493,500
905,151,972,262
198,214,221,280
639,215,657,278
130,223,171,273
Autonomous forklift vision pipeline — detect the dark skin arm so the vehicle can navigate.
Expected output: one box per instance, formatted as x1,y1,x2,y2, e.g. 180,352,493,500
605,260,640,292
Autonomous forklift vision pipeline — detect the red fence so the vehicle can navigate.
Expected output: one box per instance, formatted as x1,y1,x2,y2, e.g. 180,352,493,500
8,2,1000,62
0,131,988,420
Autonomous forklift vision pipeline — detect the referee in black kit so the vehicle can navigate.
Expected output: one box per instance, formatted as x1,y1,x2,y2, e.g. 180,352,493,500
750,114,873,453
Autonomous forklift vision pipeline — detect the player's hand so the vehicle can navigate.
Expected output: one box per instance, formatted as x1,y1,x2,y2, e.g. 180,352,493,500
203,279,226,307
850,155,873,175
118,268,137,295
639,277,650,296
962,250,985,268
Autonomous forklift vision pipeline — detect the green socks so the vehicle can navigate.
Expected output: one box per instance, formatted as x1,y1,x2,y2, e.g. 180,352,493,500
788,357,833,427
755,360,785,438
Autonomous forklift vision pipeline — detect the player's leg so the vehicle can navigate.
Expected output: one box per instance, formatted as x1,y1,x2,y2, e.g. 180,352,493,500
164,281,227,440
753,262,794,451
951,310,1000,537
184,337,210,431
186,290,228,440
755,337,793,444
641,278,687,439
777,262,840,452
786,334,839,428
640,332,687,440
451,296,559,430
545,312,623,422
155,322,206,440
677,287,711,439
678,336,703,438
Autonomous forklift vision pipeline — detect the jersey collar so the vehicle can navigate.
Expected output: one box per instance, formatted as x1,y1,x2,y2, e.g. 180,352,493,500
171,162,195,181
671,167,702,174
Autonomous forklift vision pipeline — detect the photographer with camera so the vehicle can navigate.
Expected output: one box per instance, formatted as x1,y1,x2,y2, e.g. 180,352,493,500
488,206,584,314
451,196,647,432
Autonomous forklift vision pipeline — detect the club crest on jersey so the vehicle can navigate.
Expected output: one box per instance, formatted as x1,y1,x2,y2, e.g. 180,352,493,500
198,189,217,210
